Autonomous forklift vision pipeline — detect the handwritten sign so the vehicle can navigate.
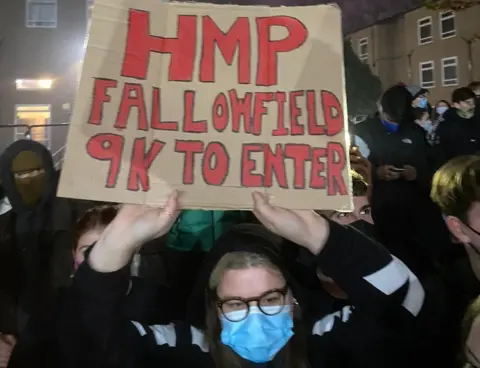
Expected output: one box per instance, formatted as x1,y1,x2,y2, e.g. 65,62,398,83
58,0,352,210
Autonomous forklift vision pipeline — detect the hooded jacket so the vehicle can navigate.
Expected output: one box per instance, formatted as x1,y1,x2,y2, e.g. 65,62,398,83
352,117,449,260
56,220,428,368
0,140,74,334
432,107,480,169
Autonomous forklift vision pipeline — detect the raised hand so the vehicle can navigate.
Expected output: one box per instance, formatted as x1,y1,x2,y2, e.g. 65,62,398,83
90,191,180,272
0,334,16,368
252,192,329,255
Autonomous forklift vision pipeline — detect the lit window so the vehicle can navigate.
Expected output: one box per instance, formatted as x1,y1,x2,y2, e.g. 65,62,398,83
419,61,435,89
26,0,57,28
16,79,54,90
440,11,456,39
358,38,368,61
417,17,433,45
441,57,458,86
14,104,52,149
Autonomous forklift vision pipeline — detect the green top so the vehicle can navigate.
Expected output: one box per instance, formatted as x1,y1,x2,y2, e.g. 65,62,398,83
166,210,248,252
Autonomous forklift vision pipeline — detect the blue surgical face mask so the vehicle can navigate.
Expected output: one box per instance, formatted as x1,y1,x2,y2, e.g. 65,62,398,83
436,106,448,115
417,97,428,108
381,119,399,133
220,305,294,363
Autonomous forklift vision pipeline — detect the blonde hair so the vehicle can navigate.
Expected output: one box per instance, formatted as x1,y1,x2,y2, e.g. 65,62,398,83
208,251,283,290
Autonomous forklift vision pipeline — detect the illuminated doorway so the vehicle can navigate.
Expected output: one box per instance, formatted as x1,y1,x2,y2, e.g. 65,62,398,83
14,104,52,149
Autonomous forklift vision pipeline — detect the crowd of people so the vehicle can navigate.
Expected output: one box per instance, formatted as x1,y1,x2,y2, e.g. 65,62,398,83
0,81,479,368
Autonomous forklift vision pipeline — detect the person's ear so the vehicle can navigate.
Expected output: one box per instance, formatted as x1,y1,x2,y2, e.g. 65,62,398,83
453,102,460,109
445,216,471,244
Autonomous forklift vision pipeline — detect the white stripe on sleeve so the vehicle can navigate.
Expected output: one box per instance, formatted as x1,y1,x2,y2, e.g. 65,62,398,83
131,321,147,336
363,256,425,316
149,324,177,347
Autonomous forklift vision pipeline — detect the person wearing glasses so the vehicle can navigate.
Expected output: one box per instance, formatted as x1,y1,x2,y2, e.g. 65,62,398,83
56,191,427,368
432,87,480,170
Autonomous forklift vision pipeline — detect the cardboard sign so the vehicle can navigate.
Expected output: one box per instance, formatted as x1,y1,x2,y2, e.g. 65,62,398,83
58,0,352,210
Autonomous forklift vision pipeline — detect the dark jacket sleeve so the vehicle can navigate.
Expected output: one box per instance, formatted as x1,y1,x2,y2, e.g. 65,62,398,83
315,220,425,319
57,258,148,368
431,122,454,170
414,130,435,192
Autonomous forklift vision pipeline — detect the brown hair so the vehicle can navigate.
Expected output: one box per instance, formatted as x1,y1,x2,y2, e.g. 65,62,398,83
468,81,480,93
203,251,309,368
74,205,118,250
430,155,480,222
351,170,368,197
461,297,480,367
318,170,369,218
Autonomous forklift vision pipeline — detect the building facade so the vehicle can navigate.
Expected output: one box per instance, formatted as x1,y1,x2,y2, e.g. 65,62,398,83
0,0,89,160
349,5,480,104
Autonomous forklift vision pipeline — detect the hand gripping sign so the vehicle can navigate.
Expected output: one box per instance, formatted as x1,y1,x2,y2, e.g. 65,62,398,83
58,0,353,210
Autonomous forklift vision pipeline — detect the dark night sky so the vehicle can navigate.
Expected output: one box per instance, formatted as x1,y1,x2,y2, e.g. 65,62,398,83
199,0,423,34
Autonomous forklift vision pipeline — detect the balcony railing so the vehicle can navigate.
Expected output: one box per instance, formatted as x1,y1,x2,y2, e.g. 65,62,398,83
0,122,70,169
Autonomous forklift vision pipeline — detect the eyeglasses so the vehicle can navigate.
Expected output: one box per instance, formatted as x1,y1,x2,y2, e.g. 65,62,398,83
217,285,289,322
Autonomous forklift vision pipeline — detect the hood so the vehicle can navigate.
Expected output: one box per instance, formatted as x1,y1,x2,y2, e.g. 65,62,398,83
0,140,56,213
405,85,427,99
186,223,307,329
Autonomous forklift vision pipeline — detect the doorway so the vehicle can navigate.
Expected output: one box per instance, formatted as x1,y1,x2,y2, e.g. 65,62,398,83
15,104,52,149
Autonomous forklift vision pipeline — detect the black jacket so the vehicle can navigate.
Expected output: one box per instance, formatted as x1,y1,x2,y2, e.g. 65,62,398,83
433,108,480,169
0,140,75,335
8,276,176,368
353,117,433,196
56,221,428,368
353,117,448,264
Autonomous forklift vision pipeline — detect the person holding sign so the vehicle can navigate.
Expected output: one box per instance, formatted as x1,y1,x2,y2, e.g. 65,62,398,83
56,191,429,368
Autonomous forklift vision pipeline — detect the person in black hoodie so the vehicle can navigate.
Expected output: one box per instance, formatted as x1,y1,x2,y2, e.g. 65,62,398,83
0,140,75,339
433,87,480,169
352,85,446,265
57,190,428,368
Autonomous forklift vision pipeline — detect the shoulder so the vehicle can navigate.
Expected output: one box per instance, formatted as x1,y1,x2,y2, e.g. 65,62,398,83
130,321,209,353
352,116,379,134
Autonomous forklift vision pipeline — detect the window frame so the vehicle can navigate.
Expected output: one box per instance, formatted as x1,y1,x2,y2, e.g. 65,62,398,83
25,0,58,29
439,10,456,39
417,16,433,45
419,60,435,89
358,37,368,61
441,56,459,87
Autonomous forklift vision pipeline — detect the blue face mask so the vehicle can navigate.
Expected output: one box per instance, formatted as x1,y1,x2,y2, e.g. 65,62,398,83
436,106,448,115
417,97,428,108
381,119,399,133
220,305,294,363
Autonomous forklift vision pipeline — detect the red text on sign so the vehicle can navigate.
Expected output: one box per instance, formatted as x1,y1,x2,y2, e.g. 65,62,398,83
121,10,307,86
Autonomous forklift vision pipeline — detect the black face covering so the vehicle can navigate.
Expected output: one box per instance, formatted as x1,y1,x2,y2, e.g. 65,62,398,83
349,220,377,240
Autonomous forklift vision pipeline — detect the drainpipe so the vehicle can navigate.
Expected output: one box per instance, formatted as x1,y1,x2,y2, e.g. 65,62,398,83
463,35,479,83
407,50,414,84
